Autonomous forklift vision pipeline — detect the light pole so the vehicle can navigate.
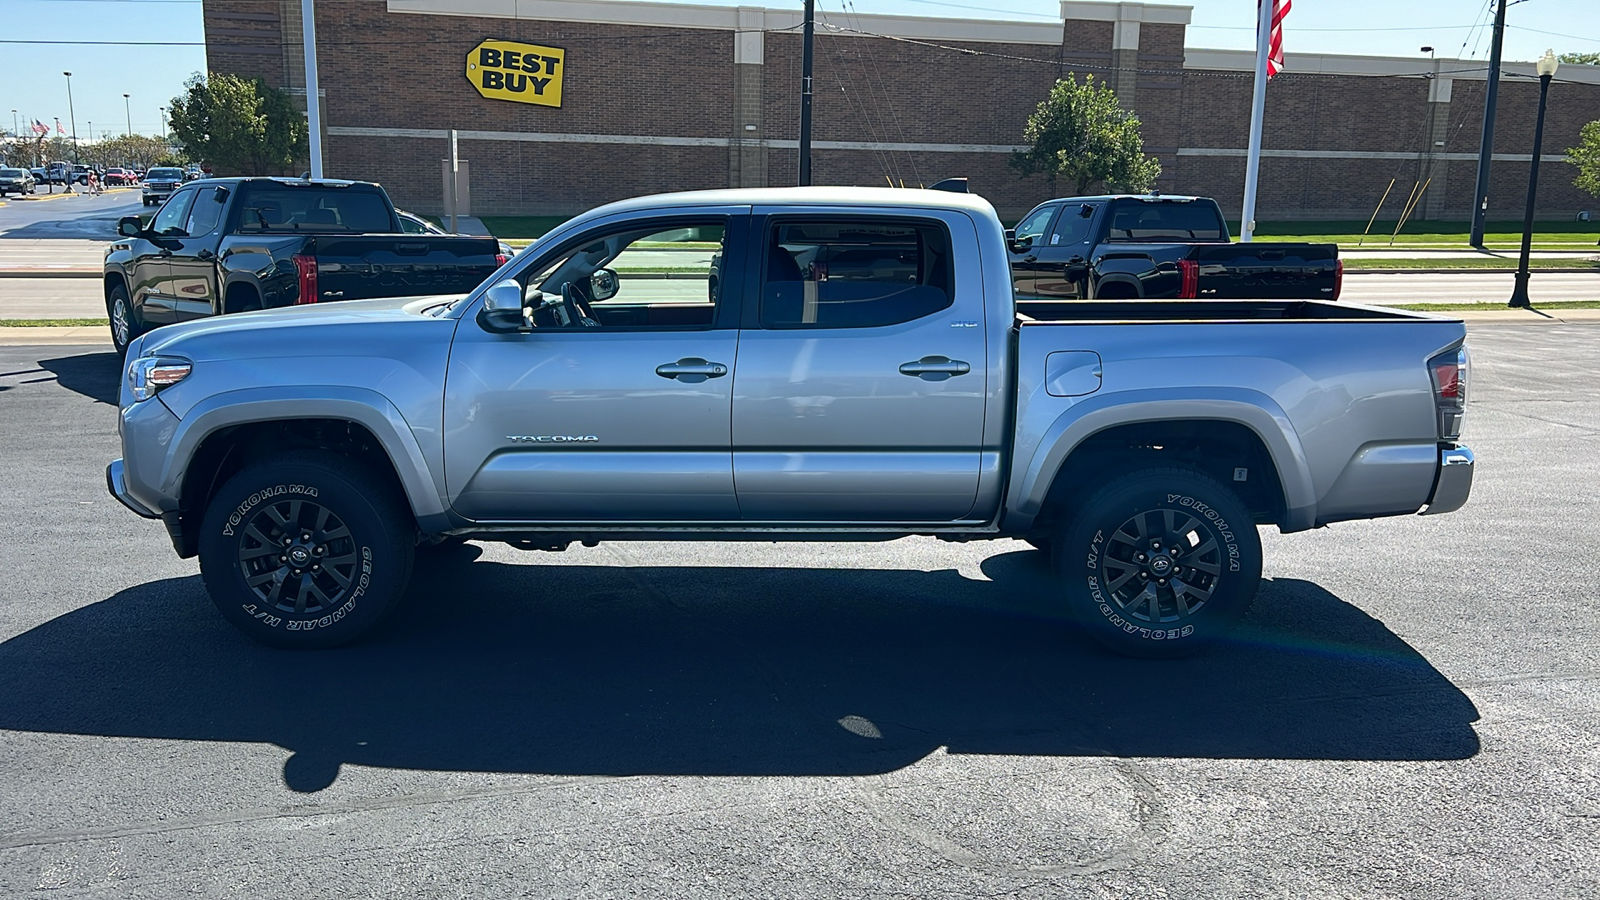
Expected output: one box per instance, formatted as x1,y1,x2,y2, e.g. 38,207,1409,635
159,106,167,142
63,71,79,165
1509,50,1560,309
123,94,132,136
9,110,15,138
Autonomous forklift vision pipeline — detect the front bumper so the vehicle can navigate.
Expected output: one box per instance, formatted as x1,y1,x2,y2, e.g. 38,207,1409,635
107,459,160,518
1420,444,1474,516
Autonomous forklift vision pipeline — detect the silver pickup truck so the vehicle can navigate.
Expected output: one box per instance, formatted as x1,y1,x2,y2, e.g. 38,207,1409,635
107,187,1474,656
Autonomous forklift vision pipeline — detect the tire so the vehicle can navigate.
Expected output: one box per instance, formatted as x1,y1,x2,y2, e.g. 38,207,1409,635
107,282,145,357
198,450,416,649
1053,467,1262,658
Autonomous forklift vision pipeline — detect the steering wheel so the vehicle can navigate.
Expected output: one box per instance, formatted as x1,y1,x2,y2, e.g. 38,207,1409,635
559,281,601,328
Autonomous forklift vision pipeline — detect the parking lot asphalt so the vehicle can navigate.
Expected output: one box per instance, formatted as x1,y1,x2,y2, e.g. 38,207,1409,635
0,327,1596,898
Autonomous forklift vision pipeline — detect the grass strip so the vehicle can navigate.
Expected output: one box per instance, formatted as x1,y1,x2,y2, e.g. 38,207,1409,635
0,318,109,327
1343,257,1599,270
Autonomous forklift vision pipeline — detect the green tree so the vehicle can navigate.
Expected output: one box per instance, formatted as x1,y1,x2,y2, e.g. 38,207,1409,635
1011,73,1161,194
1568,120,1600,197
1558,52,1600,66
168,72,307,176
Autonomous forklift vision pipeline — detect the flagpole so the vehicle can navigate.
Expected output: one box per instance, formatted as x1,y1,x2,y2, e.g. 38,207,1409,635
1239,0,1273,243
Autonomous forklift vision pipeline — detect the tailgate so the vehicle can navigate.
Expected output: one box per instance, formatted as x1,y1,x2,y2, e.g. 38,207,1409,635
312,236,502,302
1193,243,1339,300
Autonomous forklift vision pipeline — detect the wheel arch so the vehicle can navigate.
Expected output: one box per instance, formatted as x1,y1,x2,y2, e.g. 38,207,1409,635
163,389,449,556
1009,391,1318,536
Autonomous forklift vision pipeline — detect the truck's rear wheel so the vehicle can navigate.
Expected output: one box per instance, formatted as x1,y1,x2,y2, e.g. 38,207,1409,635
1053,467,1261,658
198,450,415,649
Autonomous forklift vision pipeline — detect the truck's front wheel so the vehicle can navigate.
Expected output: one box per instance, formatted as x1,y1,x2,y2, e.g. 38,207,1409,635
198,450,415,649
1054,467,1262,658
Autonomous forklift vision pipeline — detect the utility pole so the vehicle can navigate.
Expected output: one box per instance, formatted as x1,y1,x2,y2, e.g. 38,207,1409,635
798,0,814,186
63,71,79,165
302,0,324,178
1469,0,1507,248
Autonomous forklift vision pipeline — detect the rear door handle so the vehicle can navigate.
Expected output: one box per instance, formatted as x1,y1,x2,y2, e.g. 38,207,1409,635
655,357,728,383
899,356,971,381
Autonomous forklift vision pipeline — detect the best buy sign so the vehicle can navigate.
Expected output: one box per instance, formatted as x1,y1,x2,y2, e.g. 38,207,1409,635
466,40,565,107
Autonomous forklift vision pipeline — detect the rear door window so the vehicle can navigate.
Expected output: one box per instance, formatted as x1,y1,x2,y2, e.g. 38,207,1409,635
759,219,953,329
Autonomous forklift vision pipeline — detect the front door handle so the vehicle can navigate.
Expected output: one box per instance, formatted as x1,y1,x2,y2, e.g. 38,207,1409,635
655,357,728,383
1020,255,1037,263
899,356,971,381
196,248,215,261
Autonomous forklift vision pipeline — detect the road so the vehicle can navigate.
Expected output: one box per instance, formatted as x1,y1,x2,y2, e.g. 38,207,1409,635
0,326,1596,898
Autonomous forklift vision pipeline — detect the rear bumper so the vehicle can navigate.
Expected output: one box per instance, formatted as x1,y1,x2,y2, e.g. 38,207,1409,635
1420,444,1475,516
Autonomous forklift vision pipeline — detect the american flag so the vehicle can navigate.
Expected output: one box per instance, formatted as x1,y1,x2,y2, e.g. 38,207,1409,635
1263,0,1292,78
55,119,65,134
32,119,48,135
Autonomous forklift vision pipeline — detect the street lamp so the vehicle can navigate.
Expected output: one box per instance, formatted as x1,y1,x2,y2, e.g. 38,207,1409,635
1508,49,1560,309
123,94,132,136
9,109,16,138
159,106,167,142
63,71,79,165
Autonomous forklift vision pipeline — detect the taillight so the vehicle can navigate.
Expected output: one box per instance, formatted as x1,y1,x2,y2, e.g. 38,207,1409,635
293,253,318,304
1428,346,1469,440
1332,258,1344,301
495,253,509,267
1177,259,1198,298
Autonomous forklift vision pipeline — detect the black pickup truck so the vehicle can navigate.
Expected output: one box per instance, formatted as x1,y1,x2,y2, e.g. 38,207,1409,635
104,177,506,355
1007,194,1340,301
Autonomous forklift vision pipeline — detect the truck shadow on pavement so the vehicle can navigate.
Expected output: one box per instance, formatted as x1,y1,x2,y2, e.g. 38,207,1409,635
0,547,1480,792
38,352,121,405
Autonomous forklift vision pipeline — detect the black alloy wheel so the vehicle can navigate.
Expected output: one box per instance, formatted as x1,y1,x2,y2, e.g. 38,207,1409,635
199,450,414,649
1054,467,1262,658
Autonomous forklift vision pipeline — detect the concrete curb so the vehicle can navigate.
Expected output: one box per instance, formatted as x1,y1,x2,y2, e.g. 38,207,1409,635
0,269,100,278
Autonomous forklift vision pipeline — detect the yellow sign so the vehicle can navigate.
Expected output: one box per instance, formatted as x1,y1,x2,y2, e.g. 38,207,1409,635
466,40,565,107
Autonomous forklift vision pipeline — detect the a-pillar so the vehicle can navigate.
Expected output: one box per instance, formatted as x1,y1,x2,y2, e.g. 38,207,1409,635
729,7,767,188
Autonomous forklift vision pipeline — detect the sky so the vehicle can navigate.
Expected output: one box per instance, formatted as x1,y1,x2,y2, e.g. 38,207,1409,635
2,0,1595,140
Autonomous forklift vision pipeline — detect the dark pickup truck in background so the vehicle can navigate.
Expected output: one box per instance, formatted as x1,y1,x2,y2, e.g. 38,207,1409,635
1007,194,1341,301
104,177,505,355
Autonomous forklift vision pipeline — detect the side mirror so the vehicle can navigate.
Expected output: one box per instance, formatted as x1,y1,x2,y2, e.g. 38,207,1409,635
476,279,529,333
589,267,619,302
1008,235,1033,254
1080,204,1095,218
117,216,144,239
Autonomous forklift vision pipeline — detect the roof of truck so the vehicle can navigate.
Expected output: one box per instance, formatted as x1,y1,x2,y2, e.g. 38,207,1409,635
579,186,999,219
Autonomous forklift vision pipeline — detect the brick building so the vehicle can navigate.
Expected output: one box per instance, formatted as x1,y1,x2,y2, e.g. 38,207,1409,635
203,0,1600,222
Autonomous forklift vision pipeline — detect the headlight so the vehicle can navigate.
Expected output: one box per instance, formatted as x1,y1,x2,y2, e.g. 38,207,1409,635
127,356,192,402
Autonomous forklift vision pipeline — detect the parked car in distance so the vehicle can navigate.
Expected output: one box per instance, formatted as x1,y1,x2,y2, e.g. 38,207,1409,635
104,167,136,186
103,177,507,355
141,166,184,206
41,161,74,185
107,186,1475,657
0,167,37,196
1008,194,1341,301
396,207,518,259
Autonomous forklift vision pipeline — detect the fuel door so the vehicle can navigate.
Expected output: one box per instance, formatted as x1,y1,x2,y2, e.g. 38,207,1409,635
1045,350,1103,397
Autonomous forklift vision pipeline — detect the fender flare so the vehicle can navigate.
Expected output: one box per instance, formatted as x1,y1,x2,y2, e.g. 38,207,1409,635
160,385,450,530
1008,387,1319,533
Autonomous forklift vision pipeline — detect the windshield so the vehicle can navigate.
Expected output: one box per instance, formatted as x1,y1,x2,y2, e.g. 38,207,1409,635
0,169,23,177
147,168,183,179
236,185,395,233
